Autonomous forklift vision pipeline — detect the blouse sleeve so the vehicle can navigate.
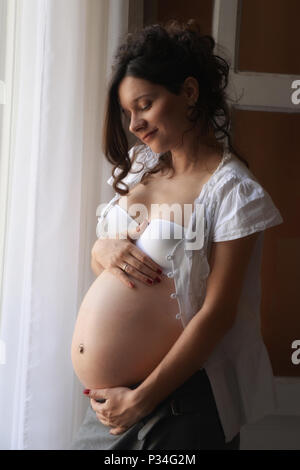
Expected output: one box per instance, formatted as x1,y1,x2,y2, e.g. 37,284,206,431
212,176,284,242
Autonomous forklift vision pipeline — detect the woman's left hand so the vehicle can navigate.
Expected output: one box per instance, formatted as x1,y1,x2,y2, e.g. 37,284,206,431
86,386,150,435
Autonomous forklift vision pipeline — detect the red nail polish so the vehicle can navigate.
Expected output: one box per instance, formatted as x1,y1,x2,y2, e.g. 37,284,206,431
83,389,90,395
157,269,163,275
147,279,153,285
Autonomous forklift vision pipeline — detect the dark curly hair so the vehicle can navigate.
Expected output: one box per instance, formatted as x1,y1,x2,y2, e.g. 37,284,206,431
102,18,248,195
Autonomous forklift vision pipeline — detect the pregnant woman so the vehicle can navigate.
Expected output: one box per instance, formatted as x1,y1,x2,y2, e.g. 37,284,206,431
70,19,283,450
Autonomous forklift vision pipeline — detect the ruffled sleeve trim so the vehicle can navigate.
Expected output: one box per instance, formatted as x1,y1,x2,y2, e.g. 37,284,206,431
212,176,284,242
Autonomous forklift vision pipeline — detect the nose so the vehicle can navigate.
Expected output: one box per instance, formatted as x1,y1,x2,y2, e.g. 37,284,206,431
129,115,145,135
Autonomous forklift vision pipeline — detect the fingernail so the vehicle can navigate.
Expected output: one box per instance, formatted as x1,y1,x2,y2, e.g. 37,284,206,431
129,282,135,288
146,279,153,285
83,389,90,395
155,277,161,283
157,269,163,274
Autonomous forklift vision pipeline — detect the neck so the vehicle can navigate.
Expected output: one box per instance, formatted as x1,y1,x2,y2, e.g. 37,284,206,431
170,131,224,176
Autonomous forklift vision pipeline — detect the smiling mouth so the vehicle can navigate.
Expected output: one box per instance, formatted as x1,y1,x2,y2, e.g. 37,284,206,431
143,129,158,141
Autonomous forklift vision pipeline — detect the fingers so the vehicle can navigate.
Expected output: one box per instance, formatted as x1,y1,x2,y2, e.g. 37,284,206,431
96,411,110,426
95,218,164,288
90,397,131,433
109,267,135,289
91,398,110,424
93,404,125,431
106,239,164,288
129,247,163,276
96,412,127,434
110,427,127,435
122,254,163,286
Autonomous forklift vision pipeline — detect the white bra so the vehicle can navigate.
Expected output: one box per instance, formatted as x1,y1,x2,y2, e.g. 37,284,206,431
103,204,185,274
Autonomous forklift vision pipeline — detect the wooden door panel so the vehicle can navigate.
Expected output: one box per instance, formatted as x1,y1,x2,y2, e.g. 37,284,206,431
232,108,300,376
238,0,300,75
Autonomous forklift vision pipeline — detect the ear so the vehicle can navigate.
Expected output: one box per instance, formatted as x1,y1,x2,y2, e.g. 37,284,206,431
183,76,199,104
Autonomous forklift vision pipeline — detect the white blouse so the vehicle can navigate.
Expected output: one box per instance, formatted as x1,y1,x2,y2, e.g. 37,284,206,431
96,144,284,443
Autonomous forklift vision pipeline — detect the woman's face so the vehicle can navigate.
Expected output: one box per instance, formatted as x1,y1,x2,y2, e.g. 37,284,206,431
118,76,197,154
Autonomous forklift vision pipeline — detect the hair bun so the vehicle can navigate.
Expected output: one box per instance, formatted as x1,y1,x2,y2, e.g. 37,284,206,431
186,18,203,36
164,18,215,56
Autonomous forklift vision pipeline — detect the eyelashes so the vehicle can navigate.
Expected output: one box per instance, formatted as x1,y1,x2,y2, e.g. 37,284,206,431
121,103,152,119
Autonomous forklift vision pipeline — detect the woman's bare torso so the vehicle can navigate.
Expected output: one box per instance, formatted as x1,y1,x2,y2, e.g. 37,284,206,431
71,151,223,389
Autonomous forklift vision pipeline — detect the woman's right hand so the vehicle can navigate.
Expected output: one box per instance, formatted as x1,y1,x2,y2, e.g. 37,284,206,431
91,220,163,288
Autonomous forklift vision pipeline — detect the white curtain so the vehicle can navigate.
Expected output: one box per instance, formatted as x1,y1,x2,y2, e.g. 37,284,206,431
0,0,130,450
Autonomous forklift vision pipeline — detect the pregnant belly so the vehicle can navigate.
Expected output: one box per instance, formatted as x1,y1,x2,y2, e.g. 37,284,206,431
71,270,184,389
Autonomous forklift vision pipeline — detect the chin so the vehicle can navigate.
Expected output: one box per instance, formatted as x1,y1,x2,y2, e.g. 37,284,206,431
146,142,168,155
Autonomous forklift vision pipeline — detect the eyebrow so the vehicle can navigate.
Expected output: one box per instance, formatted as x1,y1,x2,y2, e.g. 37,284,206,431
120,94,152,113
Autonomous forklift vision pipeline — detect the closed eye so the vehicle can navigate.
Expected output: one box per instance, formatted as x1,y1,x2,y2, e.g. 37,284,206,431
121,103,152,119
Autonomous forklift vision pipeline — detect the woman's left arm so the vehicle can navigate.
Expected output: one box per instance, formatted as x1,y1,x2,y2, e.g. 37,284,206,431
132,231,259,413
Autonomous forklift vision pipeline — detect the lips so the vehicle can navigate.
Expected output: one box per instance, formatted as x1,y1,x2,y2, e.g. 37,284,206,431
143,129,158,141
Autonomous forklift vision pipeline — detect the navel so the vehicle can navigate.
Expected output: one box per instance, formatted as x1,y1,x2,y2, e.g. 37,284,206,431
79,343,85,354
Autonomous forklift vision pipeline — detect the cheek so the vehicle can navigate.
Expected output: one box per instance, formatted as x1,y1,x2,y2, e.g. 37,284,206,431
155,102,183,129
